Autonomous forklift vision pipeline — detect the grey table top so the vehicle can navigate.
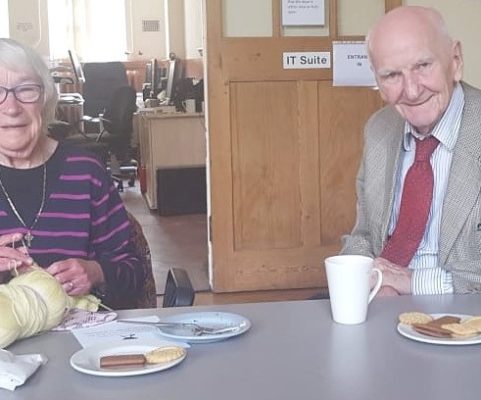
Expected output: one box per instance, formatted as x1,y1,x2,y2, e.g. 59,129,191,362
5,295,481,400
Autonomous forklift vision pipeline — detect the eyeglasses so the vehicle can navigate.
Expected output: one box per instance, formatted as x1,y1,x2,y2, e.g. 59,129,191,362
0,84,43,105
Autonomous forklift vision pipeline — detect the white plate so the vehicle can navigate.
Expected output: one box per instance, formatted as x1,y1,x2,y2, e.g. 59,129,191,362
397,313,481,345
157,312,251,343
70,340,186,377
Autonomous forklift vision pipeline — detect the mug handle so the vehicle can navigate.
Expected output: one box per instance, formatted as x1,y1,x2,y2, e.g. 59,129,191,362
368,268,383,304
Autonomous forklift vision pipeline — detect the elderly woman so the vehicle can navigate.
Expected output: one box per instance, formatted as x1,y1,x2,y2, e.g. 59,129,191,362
0,38,144,309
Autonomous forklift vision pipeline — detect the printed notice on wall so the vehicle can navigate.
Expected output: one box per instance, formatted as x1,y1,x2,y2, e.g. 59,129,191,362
332,41,376,87
282,0,325,26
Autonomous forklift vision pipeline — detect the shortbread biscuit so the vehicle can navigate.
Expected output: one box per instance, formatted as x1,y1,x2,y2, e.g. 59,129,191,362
462,318,481,332
451,332,478,339
145,346,186,364
399,312,433,326
441,323,478,337
463,315,481,324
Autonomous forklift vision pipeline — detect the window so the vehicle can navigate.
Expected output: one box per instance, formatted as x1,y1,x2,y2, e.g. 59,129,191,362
47,0,74,60
0,0,9,38
48,0,128,62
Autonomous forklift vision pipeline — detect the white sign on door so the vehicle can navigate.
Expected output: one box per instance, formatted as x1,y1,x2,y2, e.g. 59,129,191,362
282,0,325,26
332,41,376,87
283,52,330,70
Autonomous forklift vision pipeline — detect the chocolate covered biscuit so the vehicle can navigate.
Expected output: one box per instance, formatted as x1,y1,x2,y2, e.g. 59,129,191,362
412,323,452,338
100,354,146,368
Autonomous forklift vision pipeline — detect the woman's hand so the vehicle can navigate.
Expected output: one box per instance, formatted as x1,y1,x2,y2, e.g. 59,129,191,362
46,258,105,296
0,233,34,277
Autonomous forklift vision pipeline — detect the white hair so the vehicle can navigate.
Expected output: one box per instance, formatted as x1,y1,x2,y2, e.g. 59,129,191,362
0,38,58,132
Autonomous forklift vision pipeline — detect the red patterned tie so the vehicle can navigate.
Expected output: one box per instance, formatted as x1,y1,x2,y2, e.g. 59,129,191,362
380,136,439,267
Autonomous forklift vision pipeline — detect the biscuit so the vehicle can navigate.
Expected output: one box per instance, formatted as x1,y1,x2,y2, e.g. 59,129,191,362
100,354,146,368
451,332,479,339
463,315,481,324
145,346,186,364
412,323,452,338
441,323,478,337
430,316,461,326
399,312,433,326
462,318,481,332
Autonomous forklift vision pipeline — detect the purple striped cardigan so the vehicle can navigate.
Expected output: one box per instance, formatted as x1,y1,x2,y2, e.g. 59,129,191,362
0,145,145,309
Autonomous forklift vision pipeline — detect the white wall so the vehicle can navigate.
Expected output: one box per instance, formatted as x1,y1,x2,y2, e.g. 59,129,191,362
8,0,49,56
184,0,203,59
165,0,186,58
0,0,9,37
127,0,166,60
405,0,481,88
128,0,203,60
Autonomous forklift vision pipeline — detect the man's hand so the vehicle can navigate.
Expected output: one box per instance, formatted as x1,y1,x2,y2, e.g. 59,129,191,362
377,285,400,296
46,258,105,296
373,257,412,295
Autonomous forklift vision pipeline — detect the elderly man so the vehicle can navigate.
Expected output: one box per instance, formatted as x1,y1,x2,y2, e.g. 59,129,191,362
341,6,481,295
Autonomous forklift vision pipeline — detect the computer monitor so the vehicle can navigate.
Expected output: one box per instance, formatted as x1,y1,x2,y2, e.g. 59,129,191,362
164,59,179,105
144,58,165,100
150,58,159,98
68,50,85,83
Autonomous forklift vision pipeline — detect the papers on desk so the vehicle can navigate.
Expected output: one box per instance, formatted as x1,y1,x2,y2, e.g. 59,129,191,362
71,316,189,349
140,105,177,114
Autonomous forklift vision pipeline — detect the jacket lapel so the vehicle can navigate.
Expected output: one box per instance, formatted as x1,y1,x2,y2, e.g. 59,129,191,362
381,124,404,242
371,114,404,254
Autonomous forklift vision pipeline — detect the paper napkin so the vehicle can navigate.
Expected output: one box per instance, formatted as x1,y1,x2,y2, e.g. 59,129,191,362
0,349,47,391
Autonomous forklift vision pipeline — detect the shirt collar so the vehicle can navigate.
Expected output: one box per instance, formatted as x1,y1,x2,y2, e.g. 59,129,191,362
402,83,465,151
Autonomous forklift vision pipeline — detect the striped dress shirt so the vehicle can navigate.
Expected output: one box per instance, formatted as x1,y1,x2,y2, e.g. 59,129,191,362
387,83,465,294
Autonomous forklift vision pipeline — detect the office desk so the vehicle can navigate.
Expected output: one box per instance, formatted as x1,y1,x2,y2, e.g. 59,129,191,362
6,295,481,400
135,111,206,209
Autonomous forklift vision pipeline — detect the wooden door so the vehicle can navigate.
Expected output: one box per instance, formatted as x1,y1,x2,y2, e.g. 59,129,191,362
206,0,400,292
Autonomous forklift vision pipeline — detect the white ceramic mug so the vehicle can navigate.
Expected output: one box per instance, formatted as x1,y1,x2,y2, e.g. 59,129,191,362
325,255,382,325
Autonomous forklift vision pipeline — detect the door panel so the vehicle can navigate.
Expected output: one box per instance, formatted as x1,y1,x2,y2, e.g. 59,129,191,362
232,81,302,251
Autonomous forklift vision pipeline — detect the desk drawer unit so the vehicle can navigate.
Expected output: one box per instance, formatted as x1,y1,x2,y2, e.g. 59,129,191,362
156,166,207,215
136,112,206,209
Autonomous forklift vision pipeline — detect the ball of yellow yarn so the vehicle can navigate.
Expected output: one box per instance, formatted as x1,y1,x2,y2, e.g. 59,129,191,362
0,265,101,349
10,267,69,329
0,292,21,348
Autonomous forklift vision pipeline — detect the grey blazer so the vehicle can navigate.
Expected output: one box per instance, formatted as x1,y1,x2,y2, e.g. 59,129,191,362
341,82,481,293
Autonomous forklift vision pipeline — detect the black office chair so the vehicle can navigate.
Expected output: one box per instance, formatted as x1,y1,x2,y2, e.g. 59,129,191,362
100,86,138,190
63,86,138,191
82,62,129,133
163,268,195,307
